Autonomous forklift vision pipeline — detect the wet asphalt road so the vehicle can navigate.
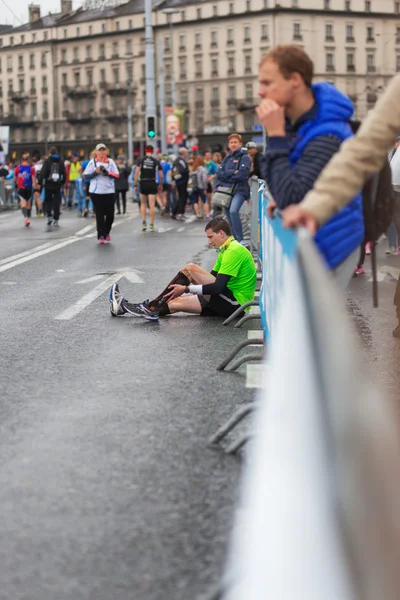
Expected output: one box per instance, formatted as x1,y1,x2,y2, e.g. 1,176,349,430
346,242,400,401
0,204,255,600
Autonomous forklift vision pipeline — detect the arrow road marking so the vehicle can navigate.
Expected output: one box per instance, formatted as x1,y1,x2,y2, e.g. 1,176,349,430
75,274,105,284
369,265,400,282
55,269,144,320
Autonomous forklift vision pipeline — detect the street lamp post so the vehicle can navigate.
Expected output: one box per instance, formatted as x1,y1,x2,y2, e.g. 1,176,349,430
162,8,180,109
127,80,134,164
144,0,157,145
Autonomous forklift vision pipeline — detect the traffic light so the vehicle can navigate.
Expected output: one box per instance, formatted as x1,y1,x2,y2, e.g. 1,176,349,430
147,116,156,139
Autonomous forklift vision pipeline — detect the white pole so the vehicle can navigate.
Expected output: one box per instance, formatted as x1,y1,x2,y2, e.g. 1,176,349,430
127,82,133,164
158,39,167,154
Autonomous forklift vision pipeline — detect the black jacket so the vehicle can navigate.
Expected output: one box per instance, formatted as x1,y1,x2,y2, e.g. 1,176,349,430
115,165,130,192
38,155,66,190
172,157,189,186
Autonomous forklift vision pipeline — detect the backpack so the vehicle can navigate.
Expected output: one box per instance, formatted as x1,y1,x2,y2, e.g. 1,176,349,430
191,171,199,190
50,161,61,182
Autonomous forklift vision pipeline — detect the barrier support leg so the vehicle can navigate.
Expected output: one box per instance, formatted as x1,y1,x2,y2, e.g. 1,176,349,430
226,434,251,454
225,352,264,372
234,313,261,329
222,301,259,326
216,339,264,371
209,404,254,445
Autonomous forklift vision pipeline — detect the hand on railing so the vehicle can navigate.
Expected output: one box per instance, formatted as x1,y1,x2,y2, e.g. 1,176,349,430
281,204,318,235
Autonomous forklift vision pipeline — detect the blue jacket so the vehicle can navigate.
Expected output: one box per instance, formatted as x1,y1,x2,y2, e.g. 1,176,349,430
216,149,251,196
289,83,364,269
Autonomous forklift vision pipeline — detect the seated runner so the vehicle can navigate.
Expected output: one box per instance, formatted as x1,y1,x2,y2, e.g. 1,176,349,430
109,218,257,321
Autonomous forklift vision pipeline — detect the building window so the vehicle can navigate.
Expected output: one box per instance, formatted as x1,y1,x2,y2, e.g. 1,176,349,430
99,44,105,59
113,68,119,84
365,1,371,11
367,26,374,41
293,23,302,40
30,77,35,91
213,5,218,16
245,55,252,74
367,53,375,71
129,19,133,29
244,112,254,131
212,58,218,76
126,39,132,55
245,83,253,100
264,0,269,6
116,21,120,31
74,72,80,86
397,26,400,43
9,36,13,46
324,0,330,8
126,64,133,82
21,35,25,44
41,52,47,68
292,0,298,6
112,42,119,58
179,60,187,79
211,86,219,101
164,36,170,52
18,55,23,70
197,8,202,19
31,102,37,117
261,23,268,41
7,56,12,71
89,25,92,35
195,60,202,77
246,0,251,10
396,54,400,71
227,28,234,45
396,2,400,15
62,73,67,86
194,32,201,49
346,24,354,41
346,52,355,71
87,70,93,86
229,3,234,14
244,26,251,43
179,33,186,50
19,78,24,92
211,31,218,47
228,85,236,99
100,69,105,82
76,27,80,36
345,0,351,9
63,29,67,38
326,53,335,71
102,23,106,33
73,47,79,61
227,56,234,75
32,33,36,43
325,23,334,40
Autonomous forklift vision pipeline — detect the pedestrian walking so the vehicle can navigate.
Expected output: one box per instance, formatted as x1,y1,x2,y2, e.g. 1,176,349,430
38,146,66,230
115,156,130,215
69,153,85,215
15,152,36,227
190,157,209,219
214,134,251,244
83,143,119,244
171,148,189,220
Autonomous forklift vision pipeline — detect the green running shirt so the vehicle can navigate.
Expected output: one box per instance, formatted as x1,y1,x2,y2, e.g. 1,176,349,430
213,238,257,306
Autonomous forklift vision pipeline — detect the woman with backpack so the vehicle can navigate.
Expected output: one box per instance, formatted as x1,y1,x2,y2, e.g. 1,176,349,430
83,143,119,244
190,157,209,219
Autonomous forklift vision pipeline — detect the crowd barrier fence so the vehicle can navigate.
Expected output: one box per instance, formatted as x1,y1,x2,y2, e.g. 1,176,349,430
206,181,400,599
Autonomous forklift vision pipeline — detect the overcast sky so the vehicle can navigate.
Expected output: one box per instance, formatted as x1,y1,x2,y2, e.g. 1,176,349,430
1,0,84,26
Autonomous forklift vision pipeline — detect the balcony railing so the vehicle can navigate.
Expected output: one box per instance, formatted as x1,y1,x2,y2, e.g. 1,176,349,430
64,85,97,98
106,110,126,122
227,98,237,106
64,110,93,123
210,99,220,107
195,100,204,108
42,87,48,94
367,65,376,72
1,115,38,126
326,65,335,72
347,64,356,72
8,90,28,103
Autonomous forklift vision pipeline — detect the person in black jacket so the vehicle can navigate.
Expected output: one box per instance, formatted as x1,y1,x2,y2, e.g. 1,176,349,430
171,148,189,220
115,156,130,215
246,141,263,179
37,146,66,229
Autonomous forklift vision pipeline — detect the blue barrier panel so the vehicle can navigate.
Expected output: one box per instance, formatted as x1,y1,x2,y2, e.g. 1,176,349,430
259,185,298,342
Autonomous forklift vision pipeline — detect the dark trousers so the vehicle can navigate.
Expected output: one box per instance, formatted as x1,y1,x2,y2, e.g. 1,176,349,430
44,188,61,221
173,185,188,216
115,191,127,214
91,193,115,239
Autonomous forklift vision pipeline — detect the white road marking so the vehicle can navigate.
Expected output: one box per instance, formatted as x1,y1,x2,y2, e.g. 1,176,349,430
55,269,144,320
246,364,264,389
0,240,59,267
75,224,95,236
56,269,65,272
247,330,264,339
0,236,81,274
2,281,17,285
75,274,105,284
177,227,185,232
158,227,173,233
185,216,197,224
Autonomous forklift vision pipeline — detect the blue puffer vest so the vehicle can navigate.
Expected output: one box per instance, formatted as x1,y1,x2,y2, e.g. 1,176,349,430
289,82,364,269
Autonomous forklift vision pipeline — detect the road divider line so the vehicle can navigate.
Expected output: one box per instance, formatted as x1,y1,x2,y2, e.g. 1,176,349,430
75,224,95,236
0,240,59,267
0,237,80,274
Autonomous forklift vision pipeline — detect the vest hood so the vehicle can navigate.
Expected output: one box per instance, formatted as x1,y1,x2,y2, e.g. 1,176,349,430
312,82,354,124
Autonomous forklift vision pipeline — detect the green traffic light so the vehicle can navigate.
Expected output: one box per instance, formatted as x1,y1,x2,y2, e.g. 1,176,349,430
148,131,156,138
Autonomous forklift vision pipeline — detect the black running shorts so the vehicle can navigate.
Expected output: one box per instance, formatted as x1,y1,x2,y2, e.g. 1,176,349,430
140,181,158,196
198,287,241,318
207,182,213,194
18,188,33,202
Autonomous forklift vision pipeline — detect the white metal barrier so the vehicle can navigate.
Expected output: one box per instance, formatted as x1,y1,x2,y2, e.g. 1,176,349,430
215,188,400,600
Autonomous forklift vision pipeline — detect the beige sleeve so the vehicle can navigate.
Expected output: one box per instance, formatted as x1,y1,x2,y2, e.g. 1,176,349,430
301,75,400,225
